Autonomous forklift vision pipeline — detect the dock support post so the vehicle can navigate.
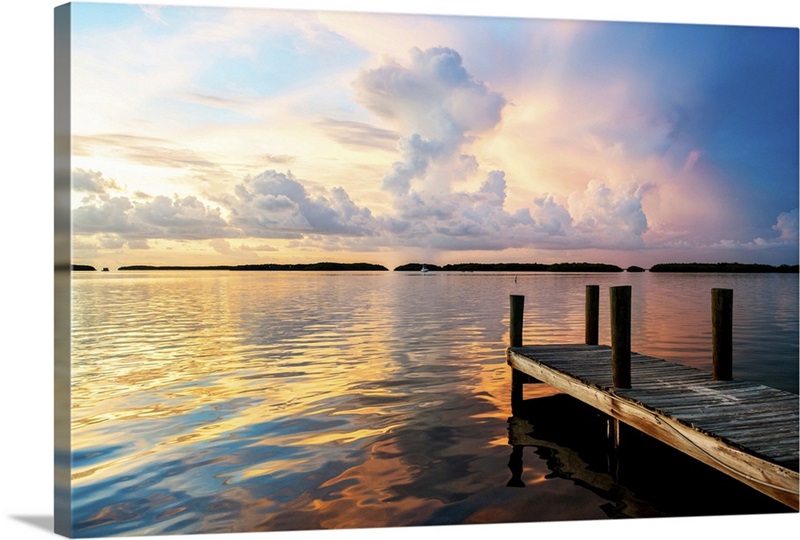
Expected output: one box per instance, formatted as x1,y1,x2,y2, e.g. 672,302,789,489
712,288,734,381
585,285,599,345
610,286,632,388
510,295,525,411
607,417,621,448
510,295,524,348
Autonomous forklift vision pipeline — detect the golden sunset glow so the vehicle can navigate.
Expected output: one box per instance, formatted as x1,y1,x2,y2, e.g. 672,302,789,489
65,2,798,271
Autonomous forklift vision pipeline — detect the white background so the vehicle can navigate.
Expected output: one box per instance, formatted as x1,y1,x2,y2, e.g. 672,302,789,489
2,1,798,539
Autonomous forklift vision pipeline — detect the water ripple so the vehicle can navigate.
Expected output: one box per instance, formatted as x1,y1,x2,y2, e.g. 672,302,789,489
69,271,798,535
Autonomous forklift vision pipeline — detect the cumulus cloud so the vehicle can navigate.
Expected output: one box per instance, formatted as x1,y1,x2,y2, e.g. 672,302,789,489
72,169,120,194
354,46,509,203
73,192,233,240
567,180,649,248
71,166,658,255
773,208,799,243
130,195,230,239
70,33,661,258
377,162,656,252
706,208,799,254
382,174,653,252
72,168,385,248
356,47,506,143
73,196,136,234
382,134,444,195
71,25,663,261
530,195,572,236
223,170,380,238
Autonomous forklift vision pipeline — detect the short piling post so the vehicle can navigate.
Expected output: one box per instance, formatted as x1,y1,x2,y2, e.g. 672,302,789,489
510,295,525,411
712,288,733,381
610,286,632,388
585,285,599,345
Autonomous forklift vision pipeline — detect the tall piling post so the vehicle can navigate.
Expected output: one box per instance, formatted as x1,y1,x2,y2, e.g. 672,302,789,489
610,286,632,389
510,295,525,412
510,295,524,348
712,288,734,381
585,285,599,345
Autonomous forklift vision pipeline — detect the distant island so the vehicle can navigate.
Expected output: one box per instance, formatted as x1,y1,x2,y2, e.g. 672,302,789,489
119,265,235,271
396,262,798,273
394,262,547,272
547,262,624,272
105,261,799,274
231,262,388,271
118,262,389,272
72,264,97,271
394,262,624,272
649,262,799,273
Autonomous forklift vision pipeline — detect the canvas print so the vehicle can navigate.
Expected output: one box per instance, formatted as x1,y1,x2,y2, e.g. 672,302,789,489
54,2,799,538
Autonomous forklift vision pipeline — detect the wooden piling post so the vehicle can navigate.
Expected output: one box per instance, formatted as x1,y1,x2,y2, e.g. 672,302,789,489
510,295,525,411
510,295,524,348
610,286,632,388
607,417,621,449
585,285,599,345
712,288,733,381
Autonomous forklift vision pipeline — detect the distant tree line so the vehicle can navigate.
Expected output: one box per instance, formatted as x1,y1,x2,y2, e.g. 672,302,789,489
649,262,799,273
83,261,799,273
230,262,388,271
117,262,389,271
393,262,624,272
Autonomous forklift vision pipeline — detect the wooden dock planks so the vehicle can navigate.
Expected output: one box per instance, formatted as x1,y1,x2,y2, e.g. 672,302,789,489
507,344,800,510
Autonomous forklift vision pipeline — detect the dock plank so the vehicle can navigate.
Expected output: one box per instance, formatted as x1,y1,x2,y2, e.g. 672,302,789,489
507,344,799,510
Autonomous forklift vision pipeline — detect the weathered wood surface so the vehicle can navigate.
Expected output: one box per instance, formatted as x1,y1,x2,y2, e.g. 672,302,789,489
507,344,799,510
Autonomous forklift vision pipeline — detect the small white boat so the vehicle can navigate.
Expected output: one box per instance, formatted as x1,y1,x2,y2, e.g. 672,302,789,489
420,265,429,273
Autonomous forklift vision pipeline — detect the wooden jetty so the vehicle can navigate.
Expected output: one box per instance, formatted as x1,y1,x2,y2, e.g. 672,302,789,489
506,286,799,510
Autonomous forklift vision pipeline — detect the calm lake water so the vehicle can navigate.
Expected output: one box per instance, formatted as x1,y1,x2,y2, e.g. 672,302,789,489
69,271,799,536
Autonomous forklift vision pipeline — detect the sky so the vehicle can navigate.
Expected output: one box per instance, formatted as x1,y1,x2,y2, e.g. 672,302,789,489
64,1,799,270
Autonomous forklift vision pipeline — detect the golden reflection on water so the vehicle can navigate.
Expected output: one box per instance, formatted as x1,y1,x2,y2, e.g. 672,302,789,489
69,271,798,535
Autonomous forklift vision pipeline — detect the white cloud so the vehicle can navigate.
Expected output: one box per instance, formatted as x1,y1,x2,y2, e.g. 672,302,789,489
530,195,572,236
73,197,135,235
381,134,444,195
224,170,380,238
73,190,233,240
71,164,661,257
72,169,120,194
702,209,799,255
355,47,506,144
567,179,649,247
367,171,652,252
773,208,799,243
354,46,510,206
